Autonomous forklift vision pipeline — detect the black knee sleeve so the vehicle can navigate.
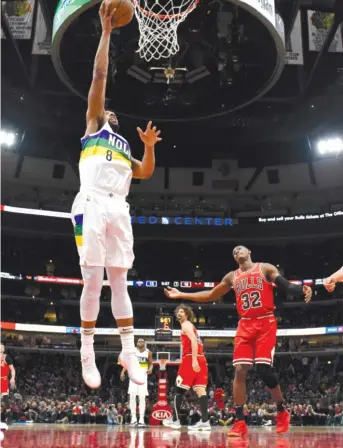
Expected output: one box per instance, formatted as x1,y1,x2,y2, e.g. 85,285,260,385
173,387,186,422
176,387,187,395
256,364,279,389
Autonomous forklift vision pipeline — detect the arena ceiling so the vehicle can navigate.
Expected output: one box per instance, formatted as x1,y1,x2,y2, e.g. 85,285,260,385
1,0,343,167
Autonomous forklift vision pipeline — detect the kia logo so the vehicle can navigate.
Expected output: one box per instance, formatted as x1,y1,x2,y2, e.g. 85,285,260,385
152,410,172,420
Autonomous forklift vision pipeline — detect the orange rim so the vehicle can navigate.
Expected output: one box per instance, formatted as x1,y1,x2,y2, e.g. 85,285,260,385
133,0,199,20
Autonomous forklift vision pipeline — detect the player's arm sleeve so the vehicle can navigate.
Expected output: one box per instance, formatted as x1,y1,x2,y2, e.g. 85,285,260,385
263,263,303,297
274,276,303,297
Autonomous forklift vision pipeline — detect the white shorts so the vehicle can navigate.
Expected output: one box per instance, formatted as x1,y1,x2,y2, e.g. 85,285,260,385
128,376,148,397
71,189,134,268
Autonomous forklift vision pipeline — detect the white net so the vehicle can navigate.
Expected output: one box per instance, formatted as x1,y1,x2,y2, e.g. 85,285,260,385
158,359,169,371
133,0,199,62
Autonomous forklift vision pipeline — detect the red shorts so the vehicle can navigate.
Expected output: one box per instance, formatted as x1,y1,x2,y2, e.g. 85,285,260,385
233,315,277,366
176,355,208,390
0,377,9,396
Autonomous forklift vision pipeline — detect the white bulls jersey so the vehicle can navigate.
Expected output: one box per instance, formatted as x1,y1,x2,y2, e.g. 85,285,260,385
79,122,132,195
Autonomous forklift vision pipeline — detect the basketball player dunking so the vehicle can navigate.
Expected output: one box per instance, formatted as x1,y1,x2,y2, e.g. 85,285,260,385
0,344,16,429
72,0,162,389
163,304,211,431
165,246,312,437
120,338,153,427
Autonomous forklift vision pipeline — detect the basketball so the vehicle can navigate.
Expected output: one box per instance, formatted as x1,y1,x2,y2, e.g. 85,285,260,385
107,0,134,28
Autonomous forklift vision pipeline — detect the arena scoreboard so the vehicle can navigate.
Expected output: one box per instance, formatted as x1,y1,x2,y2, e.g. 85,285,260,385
155,315,173,341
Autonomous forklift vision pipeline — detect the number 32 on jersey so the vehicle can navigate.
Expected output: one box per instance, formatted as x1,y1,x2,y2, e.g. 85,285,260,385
241,291,262,310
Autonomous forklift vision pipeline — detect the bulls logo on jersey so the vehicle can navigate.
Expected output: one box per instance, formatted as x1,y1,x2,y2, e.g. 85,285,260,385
235,276,263,295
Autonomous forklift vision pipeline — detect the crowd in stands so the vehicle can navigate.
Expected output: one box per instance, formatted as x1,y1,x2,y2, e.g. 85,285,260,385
2,353,343,427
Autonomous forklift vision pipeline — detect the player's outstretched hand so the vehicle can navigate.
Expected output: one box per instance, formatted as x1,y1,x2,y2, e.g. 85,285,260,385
303,285,312,303
137,121,162,146
10,378,16,389
164,286,181,299
323,277,336,292
192,359,200,373
99,1,116,33
120,371,125,381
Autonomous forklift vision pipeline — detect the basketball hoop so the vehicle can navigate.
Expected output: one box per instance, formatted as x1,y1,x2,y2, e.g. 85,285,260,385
133,0,199,62
158,359,169,371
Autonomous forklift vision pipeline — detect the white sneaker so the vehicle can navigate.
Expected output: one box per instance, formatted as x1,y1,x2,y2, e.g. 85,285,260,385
81,351,101,389
188,420,211,431
0,431,4,442
263,420,272,426
0,422,8,431
130,421,138,427
119,352,145,385
138,421,146,427
162,418,181,429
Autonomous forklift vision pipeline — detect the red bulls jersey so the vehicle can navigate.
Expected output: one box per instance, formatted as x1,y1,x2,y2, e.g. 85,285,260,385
181,324,204,356
1,354,11,379
233,263,275,318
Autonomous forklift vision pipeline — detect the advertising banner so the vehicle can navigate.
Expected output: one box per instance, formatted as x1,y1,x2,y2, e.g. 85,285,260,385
308,10,343,53
1,0,35,39
285,11,303,65
32,3,52,54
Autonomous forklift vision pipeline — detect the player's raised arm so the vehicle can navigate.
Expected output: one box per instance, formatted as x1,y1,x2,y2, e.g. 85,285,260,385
85,1,117,135
164,272,233,303
323,266,343,292
262,263,312,303
132,121,162,179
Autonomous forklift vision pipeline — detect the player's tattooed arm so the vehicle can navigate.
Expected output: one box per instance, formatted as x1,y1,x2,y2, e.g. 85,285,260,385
262,263,312,303
164,272,233,303
132,121,162,179
85,2,116,135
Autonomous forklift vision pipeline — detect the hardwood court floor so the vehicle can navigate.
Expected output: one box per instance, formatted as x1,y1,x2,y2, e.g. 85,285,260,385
2,424,343,448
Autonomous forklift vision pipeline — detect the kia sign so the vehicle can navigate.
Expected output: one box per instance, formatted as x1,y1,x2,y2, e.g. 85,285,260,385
151,409,172,420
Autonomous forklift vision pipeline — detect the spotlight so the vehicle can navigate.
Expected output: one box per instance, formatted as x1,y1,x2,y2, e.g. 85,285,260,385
317,137,343,155
0,130,16,147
